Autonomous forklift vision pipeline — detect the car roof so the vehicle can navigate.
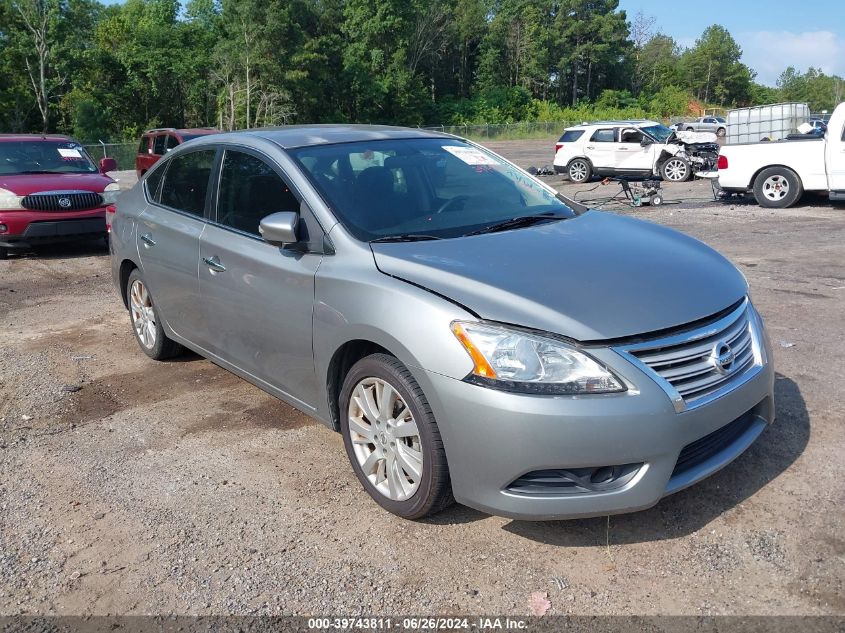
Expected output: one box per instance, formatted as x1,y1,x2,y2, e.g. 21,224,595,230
0,134,73,142
144,127,220,136
568,120,661,129
183,124,453,149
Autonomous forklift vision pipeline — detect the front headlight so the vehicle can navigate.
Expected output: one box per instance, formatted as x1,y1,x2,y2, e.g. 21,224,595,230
0,187,24,210
451,321,625,395
101,182,121,204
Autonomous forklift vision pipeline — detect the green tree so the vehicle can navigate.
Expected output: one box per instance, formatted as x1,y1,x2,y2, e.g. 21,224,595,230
678,25,753,105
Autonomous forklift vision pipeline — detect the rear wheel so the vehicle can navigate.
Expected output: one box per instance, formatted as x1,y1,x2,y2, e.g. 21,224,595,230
752,166,802,208
340,353,454,519
717,127,726,137
567,158,592,183
126,269,182,360
661,157,691,182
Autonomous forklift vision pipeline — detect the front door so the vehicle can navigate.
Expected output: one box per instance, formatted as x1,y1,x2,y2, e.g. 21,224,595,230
615,128,657,174
197,148,323,408
826,120,845,191
136,148,217,340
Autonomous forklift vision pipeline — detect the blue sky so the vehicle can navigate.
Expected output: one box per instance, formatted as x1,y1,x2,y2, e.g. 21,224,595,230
618,0,845,86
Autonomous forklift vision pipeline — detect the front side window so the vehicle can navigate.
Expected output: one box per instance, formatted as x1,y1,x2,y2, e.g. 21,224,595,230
158,149,216,216
153,134,167,155
216,150,299,235
619,128,644,144
590,129,616,143
165,135,180,151
290,138,574,241
0,140,98,175
138,137,150,154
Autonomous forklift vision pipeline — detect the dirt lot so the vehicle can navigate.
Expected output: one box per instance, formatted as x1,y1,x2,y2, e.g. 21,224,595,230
1,139,844,617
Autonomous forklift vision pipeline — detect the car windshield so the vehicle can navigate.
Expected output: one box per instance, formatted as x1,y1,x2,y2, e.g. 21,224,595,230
0,140,98,175
290,138,575,241
641,124,674,143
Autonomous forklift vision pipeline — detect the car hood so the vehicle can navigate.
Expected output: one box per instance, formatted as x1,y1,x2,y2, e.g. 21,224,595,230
0,173,114,196
370,211,747,342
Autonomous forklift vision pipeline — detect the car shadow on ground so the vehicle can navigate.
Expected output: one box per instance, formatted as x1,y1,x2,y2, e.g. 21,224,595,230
431,373,809,540
6,238,109,261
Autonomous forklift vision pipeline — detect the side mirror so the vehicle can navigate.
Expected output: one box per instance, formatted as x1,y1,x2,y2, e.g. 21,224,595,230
259,211,299,246
100,157,117,173
640,138,653,146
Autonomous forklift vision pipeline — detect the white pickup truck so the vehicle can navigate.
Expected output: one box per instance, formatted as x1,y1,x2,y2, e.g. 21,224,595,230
717,102,845,208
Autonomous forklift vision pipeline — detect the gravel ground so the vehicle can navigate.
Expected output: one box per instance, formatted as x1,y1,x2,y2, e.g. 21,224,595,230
1,141,843,616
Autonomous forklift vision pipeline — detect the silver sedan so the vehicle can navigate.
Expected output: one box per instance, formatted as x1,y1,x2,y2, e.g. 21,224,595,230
110,126,774,520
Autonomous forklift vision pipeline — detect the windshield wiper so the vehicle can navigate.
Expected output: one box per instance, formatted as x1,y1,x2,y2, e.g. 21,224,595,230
463,213,569,237
370,234,443,243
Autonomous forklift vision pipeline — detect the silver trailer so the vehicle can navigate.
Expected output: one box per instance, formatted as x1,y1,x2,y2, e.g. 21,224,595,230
726,102,810,144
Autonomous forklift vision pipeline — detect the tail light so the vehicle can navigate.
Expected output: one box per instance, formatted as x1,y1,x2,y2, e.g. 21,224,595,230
105,204,116,233
717,155,728,170
555,143,563,153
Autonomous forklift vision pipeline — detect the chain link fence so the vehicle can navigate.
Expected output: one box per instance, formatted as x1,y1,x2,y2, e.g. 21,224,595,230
83,142,137,171
422,121,579,141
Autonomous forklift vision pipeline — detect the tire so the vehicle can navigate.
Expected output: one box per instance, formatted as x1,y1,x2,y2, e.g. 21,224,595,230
717,127,726,137
567,158,592,183
650,194,663,206
686,127,694,132
752,166,802,208
126,269,182,360
0,246,8,260
661,157,691,182
339,353,454,519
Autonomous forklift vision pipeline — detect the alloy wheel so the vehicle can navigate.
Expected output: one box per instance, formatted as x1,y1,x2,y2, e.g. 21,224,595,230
664,159,688,181
347,377,423,501
761,175,789,202
569,161,588,182
129,279,157,349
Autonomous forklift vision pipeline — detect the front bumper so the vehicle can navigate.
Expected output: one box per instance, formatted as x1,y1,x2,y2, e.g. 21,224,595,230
416,336,775,521
0,208,107,249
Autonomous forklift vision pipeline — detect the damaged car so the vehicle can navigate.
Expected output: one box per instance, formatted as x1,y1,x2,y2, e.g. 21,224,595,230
553,120,719,183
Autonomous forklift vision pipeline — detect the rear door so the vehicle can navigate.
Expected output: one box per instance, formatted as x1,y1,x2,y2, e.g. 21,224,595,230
583,128,617,171
197,147,323,407
136,148,217,341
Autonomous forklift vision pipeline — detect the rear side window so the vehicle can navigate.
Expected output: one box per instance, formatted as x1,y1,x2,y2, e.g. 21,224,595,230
559,130,585,143
145,166,166,202
590,129,616,143
159,149,216,216
216,150,299,236
165,135,180,151
153,135,167,155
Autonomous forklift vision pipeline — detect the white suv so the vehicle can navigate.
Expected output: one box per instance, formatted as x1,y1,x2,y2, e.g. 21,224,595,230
553,120,706,183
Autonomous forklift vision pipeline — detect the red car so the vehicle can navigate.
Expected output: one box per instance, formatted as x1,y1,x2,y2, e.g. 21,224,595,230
0,134,119,259
135,127,219,178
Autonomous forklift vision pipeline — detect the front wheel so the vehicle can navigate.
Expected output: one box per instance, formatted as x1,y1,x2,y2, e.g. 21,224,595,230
340,353,454,519
752,166,802,208
567,158,592,183
717,127,726,137
661,157,691,182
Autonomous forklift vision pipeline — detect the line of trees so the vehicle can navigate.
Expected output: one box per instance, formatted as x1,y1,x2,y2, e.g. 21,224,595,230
1,0,843,141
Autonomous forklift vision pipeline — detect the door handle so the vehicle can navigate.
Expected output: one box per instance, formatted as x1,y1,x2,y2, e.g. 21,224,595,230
618,147,628,151
586,146,595,150
202,256,226,273
140,233,156,247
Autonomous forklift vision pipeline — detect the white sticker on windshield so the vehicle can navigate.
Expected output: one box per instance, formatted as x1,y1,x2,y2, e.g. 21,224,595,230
58,148,82,158
442,145,499,166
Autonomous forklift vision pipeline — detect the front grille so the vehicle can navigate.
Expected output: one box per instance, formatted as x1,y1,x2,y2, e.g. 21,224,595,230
22,191,103,212
617,300,760,410
672,409,756,477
